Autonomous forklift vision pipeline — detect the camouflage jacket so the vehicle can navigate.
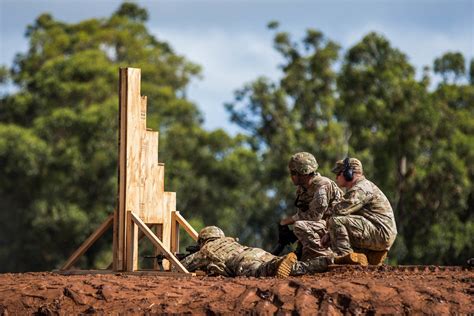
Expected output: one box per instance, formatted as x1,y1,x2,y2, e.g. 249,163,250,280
181,237,247,275
331,176,397,238
292,173,343,222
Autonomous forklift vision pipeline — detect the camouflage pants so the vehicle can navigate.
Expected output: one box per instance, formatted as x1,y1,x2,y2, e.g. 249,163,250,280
328,215,394,256
293,220,333,261
226,248,280,277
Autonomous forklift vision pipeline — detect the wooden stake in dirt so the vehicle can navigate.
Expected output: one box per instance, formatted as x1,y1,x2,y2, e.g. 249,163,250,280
61,68,197,274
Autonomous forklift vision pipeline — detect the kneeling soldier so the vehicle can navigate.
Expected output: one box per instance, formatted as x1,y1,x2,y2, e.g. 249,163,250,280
329,158,398,266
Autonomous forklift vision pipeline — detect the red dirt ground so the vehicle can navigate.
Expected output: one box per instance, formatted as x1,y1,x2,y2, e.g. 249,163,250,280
0,266,472,315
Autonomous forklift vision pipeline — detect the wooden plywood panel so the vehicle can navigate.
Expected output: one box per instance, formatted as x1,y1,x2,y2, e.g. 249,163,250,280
139,131,160,222
125,69,142,215
142,162,164,223
140,131,159,182
118,67,142,271
140,96,147,131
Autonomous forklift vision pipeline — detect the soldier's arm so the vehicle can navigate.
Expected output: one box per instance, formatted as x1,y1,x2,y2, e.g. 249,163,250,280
331,188,371,216
306,185,330,221
180,251,208,272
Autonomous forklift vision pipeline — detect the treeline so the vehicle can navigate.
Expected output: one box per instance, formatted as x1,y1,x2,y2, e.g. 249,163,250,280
0,3,472,272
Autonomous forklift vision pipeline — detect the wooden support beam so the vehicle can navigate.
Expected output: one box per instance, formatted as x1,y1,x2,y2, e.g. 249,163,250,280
154,224,163,270
130,211,189,273
173,211,198,241
112,209,119,271
126,211,139,271
171,211,180,254
61,214,114,270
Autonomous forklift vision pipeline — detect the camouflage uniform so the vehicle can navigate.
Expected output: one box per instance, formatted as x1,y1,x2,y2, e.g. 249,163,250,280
181,227,292,277
288,153,343,261
329,159,398,256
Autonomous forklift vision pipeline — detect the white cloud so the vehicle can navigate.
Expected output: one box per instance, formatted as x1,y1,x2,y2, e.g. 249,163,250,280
341,22,473,75
152,23,473,132
152,27,283,132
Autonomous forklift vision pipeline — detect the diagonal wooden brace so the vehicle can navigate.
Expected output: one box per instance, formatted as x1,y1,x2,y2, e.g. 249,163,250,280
61,214,114,270
129,211,189,273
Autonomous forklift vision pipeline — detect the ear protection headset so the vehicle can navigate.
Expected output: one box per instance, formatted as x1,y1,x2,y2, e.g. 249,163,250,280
342,157,354,181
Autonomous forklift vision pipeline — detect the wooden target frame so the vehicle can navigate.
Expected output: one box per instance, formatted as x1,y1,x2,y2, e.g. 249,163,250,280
60,68,197,275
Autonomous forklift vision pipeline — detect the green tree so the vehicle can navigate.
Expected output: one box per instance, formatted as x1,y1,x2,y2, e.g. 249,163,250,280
434,52,466,83
469,58,474,85
417,55,474,264
226,26,346,247
228,27,472,265
0,3,261,272
337,34,472,264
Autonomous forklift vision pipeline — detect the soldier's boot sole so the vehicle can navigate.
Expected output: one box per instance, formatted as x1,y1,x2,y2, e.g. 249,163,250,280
276,252,298,278
334,252,368,267
367,250,387,266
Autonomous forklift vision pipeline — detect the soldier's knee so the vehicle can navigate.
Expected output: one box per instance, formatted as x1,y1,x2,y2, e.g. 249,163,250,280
328,216,348,237
328,216,343,229
292,221,306,238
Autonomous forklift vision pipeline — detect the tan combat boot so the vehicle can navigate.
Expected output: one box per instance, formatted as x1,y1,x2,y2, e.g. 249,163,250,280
276,252,298,278
334,252,368,266
366,250,387,266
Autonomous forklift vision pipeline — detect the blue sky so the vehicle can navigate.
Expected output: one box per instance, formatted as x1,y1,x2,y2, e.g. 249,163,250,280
1,0,473,134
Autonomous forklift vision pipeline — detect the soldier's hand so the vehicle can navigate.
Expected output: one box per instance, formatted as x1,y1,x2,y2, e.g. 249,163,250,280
280,217,294,226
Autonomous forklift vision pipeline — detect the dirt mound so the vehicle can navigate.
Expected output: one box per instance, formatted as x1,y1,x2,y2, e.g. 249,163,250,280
0,266,472,314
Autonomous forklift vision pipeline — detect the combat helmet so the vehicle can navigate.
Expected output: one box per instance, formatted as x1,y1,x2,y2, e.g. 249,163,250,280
288,152,319,175
198,226,225,246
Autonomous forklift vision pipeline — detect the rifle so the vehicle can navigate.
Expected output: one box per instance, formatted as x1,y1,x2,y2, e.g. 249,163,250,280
144,244,200,269
271,224,298,256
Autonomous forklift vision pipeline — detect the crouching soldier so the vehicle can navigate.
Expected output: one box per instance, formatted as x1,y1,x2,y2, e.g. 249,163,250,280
279,152,343,261
181,226,331,277
329,158,398,266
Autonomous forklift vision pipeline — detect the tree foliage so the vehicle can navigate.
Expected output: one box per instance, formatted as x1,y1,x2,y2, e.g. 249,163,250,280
0,4,472,271
0,3,262,271
227,30,473,264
